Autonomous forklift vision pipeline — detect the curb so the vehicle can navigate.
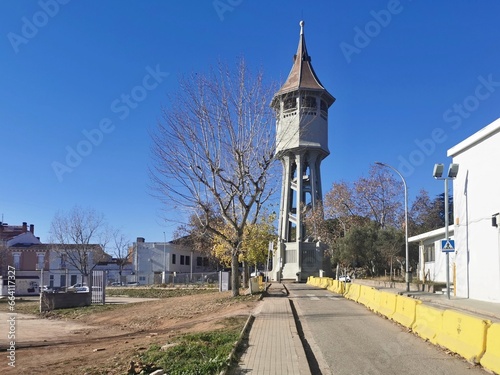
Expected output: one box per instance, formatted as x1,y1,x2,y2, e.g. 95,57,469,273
220,314,255,375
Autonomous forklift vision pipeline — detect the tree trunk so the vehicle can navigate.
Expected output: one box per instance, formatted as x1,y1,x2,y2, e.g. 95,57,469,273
242,260,248,288
231,251,240,297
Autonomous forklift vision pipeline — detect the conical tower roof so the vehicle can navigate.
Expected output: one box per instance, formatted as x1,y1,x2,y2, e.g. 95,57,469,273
273,21,335,106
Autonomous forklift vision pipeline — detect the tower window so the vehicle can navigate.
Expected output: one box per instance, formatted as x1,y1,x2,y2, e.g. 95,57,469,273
320,100,328,112
283,97,297,111
301,96,316,108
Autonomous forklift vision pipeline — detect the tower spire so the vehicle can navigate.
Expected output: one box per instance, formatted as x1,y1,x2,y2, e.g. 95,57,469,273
272,21,334,106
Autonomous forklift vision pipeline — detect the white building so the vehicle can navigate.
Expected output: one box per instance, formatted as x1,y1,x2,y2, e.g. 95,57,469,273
132,237,213,284
409,227,454,284
448,118,500,302
410,118,500,303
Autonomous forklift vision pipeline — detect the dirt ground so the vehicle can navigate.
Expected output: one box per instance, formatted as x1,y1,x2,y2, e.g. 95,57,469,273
2,291,261,375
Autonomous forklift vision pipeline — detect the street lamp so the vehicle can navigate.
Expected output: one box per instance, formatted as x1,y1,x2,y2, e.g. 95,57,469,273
375,162,410,292
433,163,459,300
163,231,167,284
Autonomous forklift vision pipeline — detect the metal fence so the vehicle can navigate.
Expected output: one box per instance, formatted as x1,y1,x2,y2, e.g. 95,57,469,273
164,272,220,285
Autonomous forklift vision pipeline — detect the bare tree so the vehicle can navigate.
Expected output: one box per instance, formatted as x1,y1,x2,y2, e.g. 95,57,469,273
150,59,278,296
110,228,132,284
323,166,403,230
50,206,109,283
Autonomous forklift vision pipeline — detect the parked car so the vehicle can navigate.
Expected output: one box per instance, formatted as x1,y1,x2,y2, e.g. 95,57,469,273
338,275,351,283
126,281,139,286
110,282,123,286
40,285,58,293
67,283,89,293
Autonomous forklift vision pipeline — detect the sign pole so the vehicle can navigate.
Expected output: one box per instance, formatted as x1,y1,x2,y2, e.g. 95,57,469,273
444,178,450,300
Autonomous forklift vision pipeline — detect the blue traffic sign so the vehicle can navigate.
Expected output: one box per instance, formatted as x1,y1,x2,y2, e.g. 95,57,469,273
441,239,455,252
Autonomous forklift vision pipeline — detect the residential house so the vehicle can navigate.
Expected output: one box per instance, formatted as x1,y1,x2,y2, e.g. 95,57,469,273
0,222,47,295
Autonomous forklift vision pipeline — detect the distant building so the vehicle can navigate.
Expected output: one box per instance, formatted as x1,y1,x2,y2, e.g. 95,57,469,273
0,221,108,295
93,259,133,285
0,222,45,295
131,237,213,284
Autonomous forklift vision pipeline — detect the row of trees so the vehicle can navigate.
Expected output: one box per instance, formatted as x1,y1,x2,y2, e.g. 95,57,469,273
304,166,452,278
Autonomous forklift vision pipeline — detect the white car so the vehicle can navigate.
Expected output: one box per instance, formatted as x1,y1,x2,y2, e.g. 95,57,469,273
338,275,351,283
67,283,89,293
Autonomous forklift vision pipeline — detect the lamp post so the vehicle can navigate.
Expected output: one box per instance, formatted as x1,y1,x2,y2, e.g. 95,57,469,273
163,231,167,284
433,163,459,300
375,162,410,292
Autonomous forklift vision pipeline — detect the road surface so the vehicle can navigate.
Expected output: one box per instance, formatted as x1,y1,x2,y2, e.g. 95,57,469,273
287,283,486,375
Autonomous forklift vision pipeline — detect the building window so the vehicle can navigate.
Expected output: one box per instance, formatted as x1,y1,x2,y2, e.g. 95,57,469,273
60,275,66,287
60,254,67,269
37,253,45,270
12,253,21,269
197,257,203,267
185,256,190,266
203,257,209,267
172,254,176,264
283,96,297,111
301,96,316,108
139,276,146,282
49,275,54,288
424,243,435,262
70,275,77,285
180,255,185,265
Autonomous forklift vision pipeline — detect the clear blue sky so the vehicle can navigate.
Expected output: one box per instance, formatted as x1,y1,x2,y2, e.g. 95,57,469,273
1,0,500,246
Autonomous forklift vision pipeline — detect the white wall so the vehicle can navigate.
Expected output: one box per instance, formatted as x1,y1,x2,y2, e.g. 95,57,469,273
449,118,500,302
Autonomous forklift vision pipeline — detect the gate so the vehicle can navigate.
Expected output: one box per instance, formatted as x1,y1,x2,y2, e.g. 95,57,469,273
91,270,106,304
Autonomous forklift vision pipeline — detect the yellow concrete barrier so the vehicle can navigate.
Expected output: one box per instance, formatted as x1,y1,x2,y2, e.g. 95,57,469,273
357,285,375,307
308,277,318,286
391,295,421,328
412,304,444,344
480,322,500,374
327,280,342,294
367,288,381,311
374,291,397,318
434,310,490,363
344,283,361,302
357,285,375,308
318,277,331,289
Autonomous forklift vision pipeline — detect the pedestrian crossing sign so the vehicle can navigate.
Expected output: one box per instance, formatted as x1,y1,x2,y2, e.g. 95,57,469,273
441,239,455,252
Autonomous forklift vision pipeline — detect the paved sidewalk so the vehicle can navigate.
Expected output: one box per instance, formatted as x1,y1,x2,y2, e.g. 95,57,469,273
229,283,311,375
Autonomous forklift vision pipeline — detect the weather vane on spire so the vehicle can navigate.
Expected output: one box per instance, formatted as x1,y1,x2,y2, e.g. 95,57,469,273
300,20,304,35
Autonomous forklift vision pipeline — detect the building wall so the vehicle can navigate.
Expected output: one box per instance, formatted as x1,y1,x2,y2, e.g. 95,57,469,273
133,240,212,284
449,118,500,302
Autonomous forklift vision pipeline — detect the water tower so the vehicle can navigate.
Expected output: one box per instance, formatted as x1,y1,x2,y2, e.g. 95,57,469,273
271,21,335,281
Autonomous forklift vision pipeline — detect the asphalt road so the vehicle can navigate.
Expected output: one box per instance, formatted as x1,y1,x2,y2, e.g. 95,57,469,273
286,283,487,375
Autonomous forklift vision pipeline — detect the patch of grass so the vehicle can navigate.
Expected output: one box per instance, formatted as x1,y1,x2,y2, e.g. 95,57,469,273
0,298,39,315
40,303,123,319
139,318,245,375
106,287,216,299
